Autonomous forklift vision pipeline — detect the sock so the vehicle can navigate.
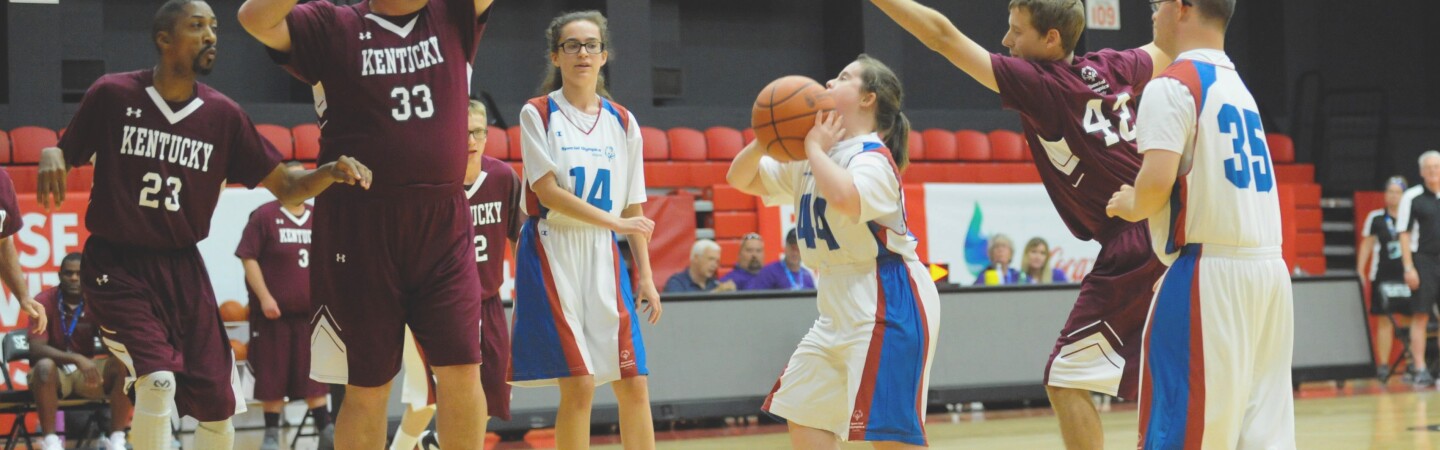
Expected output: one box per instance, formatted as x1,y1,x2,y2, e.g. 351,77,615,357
107,432,127,450
311,406,332,429
131,371,176,450
264,412,281,428
194,419,235,449
391,428,421,450
42,434,60,448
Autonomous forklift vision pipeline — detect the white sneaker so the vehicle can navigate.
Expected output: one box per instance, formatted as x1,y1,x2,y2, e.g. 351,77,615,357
40,434,63,450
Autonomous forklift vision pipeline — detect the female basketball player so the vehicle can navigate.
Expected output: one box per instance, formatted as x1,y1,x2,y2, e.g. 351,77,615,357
508,11,661,449
727,54,941,449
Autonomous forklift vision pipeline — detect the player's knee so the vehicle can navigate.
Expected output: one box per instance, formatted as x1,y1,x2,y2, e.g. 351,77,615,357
197,419,234,435
134,371,177,415
29,358,56,384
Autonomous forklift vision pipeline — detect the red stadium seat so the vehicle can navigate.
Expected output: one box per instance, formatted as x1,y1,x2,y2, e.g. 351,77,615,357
0,129,9,164
1267,133,1294,163
955,130,991,161
713,211,758,239
709,184,756,211
640,126,669,161
667,127,706,161
507,127,524,161
717,238,741,268
9,126,58,164
705,127,745,161
906,130,925,161
742,128,756,144
484,126,509,160
255,124,294,160
988,130,1026,161
920,129,956,161
292,124,321,161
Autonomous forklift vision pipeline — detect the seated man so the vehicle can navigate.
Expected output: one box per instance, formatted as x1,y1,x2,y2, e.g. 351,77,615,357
747,228,816,291
720,233,765,289
665,239,733,293
28,253,132,450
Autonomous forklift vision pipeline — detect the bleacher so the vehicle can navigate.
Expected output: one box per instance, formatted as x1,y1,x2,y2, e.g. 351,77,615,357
1,124,1325,274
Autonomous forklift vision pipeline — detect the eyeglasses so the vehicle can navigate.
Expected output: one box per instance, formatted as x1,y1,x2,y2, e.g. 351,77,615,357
1149,0,1191,12
741,232,761,242
468,128,486,140
559,40,605,55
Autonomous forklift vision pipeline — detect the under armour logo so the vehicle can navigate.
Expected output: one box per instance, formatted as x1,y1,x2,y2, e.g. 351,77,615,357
95,275,109,286
276,218,285,225
126,108,142,118
359,32,372,40
336,254,347,263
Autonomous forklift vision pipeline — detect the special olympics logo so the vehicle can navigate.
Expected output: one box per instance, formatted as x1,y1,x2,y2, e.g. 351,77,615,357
1081,66,1099,83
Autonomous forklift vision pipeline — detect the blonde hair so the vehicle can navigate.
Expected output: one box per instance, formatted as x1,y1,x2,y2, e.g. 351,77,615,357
1022,237,1056,283
468,99,488,133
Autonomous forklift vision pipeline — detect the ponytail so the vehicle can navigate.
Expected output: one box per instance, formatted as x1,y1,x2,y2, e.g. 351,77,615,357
884,112,911,170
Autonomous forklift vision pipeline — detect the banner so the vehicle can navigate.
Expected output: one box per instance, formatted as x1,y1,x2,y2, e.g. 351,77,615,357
923,184,1100,285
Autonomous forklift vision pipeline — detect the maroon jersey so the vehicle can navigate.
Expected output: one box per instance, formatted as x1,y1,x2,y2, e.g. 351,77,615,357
467,156,521,300
0,169,22,238
991,49,1154,242
56,70,283,249
30,287,100,358
269,0,487,190
235,201,314,315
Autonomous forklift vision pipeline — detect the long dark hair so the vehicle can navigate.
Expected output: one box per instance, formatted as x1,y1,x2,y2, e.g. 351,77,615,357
854,54,910,169
538,11,612,99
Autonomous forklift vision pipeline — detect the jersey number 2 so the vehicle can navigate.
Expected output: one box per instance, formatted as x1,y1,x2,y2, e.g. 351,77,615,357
569,167,614,211
797,194,839,250
1217,104,1274,192
138,172,182,211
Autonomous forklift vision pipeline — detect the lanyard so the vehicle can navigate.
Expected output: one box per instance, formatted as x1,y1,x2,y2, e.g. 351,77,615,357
784,267,802,290
1386,214,1398,236
59,292,83,343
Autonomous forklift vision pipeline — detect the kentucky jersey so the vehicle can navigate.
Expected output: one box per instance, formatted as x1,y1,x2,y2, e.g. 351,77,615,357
467,155,521,300
519,91,647,225
992,49,1154,242
56,70,283,249
757,133,918,269
1137,49,1283,264
270,0,485,188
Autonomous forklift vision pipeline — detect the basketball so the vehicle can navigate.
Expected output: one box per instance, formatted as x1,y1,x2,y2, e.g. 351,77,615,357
230,339,247,361
220,300,246,322
751,75,834,162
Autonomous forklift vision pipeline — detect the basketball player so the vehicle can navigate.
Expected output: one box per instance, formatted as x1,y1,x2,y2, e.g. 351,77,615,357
0,168,45,335
35,1,371,448
509,11,661,449
391,100,520,450
728,54,940,449
239,0,495,447
868,1,1172,446
1106,0,1295,447
235,161,332,450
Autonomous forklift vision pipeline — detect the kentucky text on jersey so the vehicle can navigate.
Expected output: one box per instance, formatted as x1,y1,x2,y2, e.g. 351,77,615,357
471,201,503,227
360,36,446,76
119,125,215,172
279,228,312,244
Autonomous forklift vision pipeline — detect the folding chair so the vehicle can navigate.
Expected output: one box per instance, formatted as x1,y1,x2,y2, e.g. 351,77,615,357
289,406,322,448
1377,281,1440,380
0,330,36,450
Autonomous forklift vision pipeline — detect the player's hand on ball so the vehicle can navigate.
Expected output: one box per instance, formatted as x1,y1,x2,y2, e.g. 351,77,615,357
615,216,655,240
329,155,373,189
1106,184,1136,220
804,111,846,157
23,298,46,335
637,281,662,324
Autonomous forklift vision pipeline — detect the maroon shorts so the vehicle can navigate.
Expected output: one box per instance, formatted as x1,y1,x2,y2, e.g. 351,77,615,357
410,295,512,419
249,316,327,402
310,186,483,387
1043,221,1167,401
81,238,237,422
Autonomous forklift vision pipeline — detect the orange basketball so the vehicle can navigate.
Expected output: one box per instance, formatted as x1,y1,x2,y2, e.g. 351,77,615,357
230,339,247,361
220,300,246,322
751,75,835,162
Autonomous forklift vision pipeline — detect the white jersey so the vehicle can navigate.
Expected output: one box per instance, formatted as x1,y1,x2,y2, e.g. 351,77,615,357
519,91,647,227
757,133,918,270
1136,50,1282,265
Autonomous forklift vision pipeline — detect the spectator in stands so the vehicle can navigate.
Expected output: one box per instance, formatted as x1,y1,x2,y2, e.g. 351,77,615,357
975,233,1021,285
1020,237,1068,284
720,233,765,289
1360,175,1409,380
749,228,816,291
665,239,734,293
1399,150,1440,386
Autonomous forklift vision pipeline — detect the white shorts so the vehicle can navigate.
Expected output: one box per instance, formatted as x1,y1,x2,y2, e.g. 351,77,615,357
762,259,940,446
1139,244,1295,450
508,218,647,387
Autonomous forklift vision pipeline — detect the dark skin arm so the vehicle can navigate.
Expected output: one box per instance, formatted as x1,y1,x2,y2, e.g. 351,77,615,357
29,336,100,387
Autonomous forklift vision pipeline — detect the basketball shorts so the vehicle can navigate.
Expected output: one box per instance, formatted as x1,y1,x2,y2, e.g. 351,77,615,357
762,258,940,446
1412,254,1440,315
401,295,513,420
509,218,648,387
1139,244,1295,450
249,316,326,402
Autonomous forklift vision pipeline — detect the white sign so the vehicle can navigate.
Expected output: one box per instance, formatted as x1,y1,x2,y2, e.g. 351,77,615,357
1087,0,1122,31
923,184,1101,285
9,0,60,4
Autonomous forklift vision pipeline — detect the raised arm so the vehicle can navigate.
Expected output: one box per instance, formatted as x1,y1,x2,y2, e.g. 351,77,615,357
725,141,771,198
1140,43,1175,79
237,0,299,52
259,156,372,205
869,0,997,92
